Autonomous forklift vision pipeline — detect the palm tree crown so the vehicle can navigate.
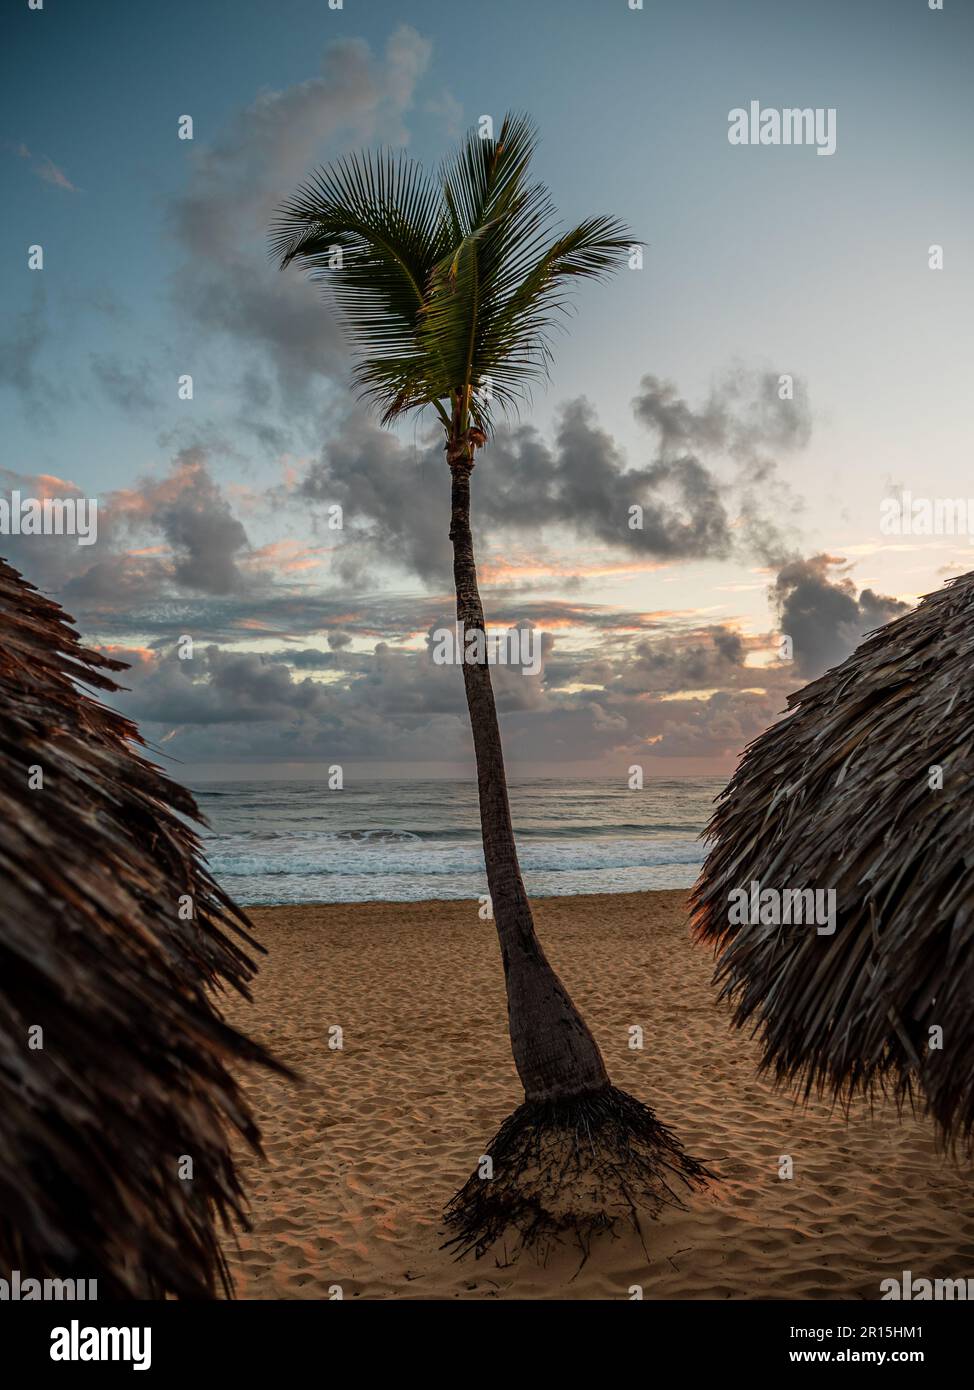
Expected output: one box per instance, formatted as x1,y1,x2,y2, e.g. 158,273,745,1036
269,113,633,436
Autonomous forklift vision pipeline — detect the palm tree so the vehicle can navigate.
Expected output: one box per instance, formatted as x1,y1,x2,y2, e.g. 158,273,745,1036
270,113,708,1256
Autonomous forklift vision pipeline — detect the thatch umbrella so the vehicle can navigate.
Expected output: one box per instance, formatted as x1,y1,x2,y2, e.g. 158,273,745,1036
691,570,974,1149
0,556,281,1297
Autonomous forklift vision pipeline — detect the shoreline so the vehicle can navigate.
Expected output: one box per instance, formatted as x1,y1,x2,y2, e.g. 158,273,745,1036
232,887,701,911
232,884,703,917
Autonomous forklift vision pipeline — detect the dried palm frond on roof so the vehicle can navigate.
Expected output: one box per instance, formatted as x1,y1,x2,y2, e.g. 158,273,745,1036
691,569,974,1149
0,556,283,1297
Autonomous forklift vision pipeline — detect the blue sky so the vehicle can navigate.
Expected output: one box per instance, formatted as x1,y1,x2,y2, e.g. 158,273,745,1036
2,0,971,777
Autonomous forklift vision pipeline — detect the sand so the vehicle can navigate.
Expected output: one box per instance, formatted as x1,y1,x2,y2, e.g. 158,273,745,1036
219,891,974,1299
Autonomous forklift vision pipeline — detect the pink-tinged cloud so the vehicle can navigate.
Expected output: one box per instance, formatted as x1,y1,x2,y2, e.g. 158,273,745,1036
245,539,335,573
8,142,83,191
21,472,82,499
232,617,278,632
36,157,79,192
96,643,157,665
480,556,670,585
108,453,213,520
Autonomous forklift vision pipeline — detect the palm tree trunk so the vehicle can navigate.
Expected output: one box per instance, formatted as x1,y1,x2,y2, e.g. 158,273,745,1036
442,431,709,1261
447,440,609,1103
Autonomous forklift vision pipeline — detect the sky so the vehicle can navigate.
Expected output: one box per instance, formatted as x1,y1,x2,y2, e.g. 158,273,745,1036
1,0,972,780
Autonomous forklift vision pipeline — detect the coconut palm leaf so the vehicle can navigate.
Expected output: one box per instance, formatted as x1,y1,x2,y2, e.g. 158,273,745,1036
270,113,634,432
268,147,453,423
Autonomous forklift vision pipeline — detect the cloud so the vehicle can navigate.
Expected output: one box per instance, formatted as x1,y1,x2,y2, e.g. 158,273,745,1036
772,553,908,676
608,625,756,696
6,141,79,192
84,447,251,596
2,448,251,601
117,644,336,727
97,597,793,773
633,368,811,464
90,354,156,416
295,368,813,586
479,398,734,559
0,283,49,411
166,27,432,420
2,355,899,772
36,156,79,192
424,90,464,136
633,369,810,566
0,468,103,590
298,412,451,584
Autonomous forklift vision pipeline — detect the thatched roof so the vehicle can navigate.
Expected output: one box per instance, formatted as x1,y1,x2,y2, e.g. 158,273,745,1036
0,557,280,1297
691,569,974,1149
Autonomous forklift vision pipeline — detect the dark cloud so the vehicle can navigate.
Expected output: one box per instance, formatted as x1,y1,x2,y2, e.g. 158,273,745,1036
145,449,250,594
454,398,733,559
264,637,362,670
0,473,103,594
89,354,156,416
772,553,908,676
296,402,729,589
612,626,755,696
496,398,733,558
3,448,251,602
4,293,899,773
60,554,170,606
0,284,50,413
102,606,792,773
4,357,906,775
634,369,810,566
299,413,451,584
643,688,782,760
633,368,811,464
295,369,813,586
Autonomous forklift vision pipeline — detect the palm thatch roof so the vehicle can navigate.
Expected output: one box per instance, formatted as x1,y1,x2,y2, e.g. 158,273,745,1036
691,569,974,1149
0,557,281,1297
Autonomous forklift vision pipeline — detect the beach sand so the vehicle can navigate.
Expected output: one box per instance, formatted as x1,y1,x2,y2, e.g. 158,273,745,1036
219,891,974,1299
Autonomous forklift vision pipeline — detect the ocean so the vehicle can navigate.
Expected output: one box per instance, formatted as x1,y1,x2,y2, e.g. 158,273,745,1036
194,777,724,906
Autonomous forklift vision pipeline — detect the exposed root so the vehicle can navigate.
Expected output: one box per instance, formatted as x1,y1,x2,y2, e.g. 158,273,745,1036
442,1085,712,1262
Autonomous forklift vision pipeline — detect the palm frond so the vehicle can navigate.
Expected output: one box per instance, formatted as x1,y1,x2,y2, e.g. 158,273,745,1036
269,147,451,422
440,112,541,240
466,214,635,429
271,113,636,434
